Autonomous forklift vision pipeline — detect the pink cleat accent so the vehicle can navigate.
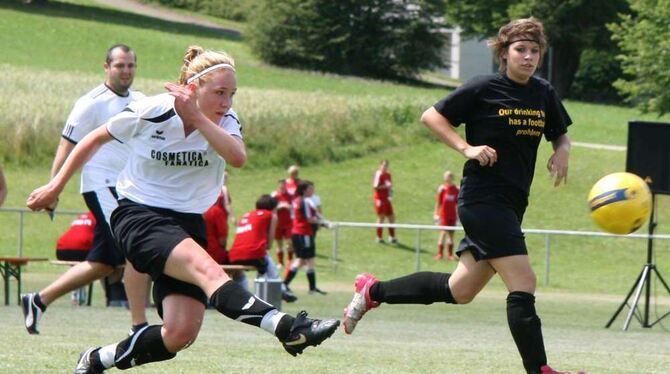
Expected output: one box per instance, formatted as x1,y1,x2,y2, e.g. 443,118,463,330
541,365,587,374
342,273,380,334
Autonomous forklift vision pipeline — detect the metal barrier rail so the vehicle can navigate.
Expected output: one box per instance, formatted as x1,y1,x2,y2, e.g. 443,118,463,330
328,222,670,285
0,208,85,257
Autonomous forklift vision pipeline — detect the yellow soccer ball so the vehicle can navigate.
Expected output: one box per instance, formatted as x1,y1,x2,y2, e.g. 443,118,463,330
587,172,652,234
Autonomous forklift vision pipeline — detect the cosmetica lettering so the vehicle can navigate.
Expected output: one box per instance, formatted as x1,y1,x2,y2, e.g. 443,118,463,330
151,150,210,167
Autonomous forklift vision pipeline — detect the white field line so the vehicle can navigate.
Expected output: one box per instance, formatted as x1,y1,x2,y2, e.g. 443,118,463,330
572,141,626,151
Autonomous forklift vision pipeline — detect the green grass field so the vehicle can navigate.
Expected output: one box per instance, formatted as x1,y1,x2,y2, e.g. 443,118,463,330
1,0,670,372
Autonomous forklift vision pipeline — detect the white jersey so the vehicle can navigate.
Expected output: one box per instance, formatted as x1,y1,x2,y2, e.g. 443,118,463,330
106,93,243,214
62,84,145,192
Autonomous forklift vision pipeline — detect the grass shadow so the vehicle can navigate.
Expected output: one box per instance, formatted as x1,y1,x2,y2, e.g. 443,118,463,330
2,1,241,40
377,241,431,255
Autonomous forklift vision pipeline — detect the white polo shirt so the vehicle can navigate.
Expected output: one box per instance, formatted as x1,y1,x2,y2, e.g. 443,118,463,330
106,93,243,214
62,84,145,193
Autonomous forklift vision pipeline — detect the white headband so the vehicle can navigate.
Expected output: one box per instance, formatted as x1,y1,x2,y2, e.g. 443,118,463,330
186,63,236,84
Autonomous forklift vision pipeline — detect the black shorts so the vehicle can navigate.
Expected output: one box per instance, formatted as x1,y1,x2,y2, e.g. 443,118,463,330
230,258,268,275
111,199,208,313
292,234,315,259
56,249,89,262
456,203,527,261
82,188,125,267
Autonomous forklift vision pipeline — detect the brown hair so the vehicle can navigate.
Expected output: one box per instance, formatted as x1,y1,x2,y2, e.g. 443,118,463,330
178,45,235,85
488,17,547,73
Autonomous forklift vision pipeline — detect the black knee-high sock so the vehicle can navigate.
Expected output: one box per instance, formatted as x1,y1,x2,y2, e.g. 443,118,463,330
210,281,290,330
306,269,316,290
506,291,547,374
113,325,176,370
284,268,298,286
369,272,456,304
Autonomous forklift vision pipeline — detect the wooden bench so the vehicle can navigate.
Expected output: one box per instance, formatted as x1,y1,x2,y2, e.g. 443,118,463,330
49,260,255,306
0,256,49,306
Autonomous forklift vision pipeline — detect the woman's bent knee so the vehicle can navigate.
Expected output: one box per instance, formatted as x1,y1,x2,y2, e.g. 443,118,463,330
162,325,200,352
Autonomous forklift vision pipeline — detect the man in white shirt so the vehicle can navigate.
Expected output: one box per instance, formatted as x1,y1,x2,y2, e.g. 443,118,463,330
21,45,150,336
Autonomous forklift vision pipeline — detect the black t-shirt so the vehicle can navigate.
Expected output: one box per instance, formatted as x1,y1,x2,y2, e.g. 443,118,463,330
433,73,572,213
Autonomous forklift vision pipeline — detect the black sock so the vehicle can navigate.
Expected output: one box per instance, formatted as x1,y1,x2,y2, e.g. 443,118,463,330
369,272,456,304
209,281,277,327
114,325,176,370
274,315,294,341
284,268,298,286
306,270,316,290
506,291,547,374
34,293,47,311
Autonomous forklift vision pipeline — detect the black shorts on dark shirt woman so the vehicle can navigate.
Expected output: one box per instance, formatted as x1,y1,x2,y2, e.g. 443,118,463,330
456,202,527,261
111,199,208,317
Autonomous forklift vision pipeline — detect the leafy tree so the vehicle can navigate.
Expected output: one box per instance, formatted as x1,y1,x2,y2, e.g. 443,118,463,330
248,0,448,79
443,0,628,99
609,0,670,114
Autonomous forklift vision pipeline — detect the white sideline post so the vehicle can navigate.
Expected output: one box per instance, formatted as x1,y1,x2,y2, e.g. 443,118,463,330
544,233,550,286
331,223,339,269
415,229,422,271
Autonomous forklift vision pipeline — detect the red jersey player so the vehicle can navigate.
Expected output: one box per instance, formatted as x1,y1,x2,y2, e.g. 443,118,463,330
271,179,294,267
283,180,327,295
285,165,301,200
434,170,459,260
56,211,96,261
203,182,233,264
373,159,397,243
228,195,277,273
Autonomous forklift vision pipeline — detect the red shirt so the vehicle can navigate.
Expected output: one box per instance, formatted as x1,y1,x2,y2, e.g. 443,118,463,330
204,201,229,264
437,184,459,220
271,190,293,229
228,209,274,262
56,212,96,251
285,177,300,200
291,196,315,236
373,170,392,200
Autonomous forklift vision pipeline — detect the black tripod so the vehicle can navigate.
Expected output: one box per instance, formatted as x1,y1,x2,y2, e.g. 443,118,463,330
606,193,670,330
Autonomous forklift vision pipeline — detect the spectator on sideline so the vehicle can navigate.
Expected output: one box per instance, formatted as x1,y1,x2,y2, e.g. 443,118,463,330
21,44,150,335
434,170,459,261
373,159,397,244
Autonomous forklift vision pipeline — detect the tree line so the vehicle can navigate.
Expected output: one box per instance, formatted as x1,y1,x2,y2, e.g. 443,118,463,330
31,0,670,114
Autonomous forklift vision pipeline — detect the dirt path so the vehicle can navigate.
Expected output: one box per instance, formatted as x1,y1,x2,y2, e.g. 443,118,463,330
93,0,241,37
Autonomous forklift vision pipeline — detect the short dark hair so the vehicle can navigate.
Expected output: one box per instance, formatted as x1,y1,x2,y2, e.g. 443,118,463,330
296,180,314,196
106,44,136,64
256,194,278,210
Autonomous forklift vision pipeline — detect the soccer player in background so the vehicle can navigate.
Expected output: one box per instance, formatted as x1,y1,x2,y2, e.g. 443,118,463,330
434,170,459,261
228,194,297,302
343,18,584,374
285,164,301,198
21,44,150,335
28,45,338,372
271,179,294,267
373,159,397,243
203,172,234,264
283,180,328,295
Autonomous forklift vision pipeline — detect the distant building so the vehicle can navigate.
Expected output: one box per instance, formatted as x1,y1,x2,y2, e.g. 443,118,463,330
442,27,496,83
